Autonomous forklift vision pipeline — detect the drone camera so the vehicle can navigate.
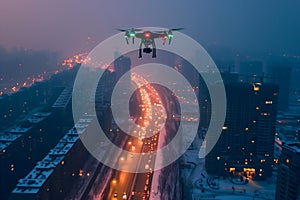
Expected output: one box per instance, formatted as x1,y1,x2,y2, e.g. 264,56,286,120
143,48,152,54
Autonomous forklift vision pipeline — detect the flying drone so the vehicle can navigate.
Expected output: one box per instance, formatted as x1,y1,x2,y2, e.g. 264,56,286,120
117,28,183,58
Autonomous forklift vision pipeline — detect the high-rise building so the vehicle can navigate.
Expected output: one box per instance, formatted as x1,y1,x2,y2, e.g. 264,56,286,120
10,115,92,200
206,74,279,179
114,54,131,82
275,142,300,200
266,63,292,112
238,61,264,77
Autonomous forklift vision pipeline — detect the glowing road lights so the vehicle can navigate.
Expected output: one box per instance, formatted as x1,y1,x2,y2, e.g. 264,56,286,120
130,72,167,139
62,52,88,69
1,51,88,96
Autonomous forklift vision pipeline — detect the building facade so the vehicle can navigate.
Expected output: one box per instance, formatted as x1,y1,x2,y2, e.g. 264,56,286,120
275,142,300,200
206,77,279,180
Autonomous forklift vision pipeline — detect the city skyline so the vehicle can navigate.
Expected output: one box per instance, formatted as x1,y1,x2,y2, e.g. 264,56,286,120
1,2,300,200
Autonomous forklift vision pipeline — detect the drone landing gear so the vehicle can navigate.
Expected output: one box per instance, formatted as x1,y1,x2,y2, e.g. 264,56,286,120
152,48,156,58
139,48,142,58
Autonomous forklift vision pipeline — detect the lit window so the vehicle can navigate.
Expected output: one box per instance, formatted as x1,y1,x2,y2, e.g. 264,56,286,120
253,85,260,92
222,126,228,131
245,128,249,131
286,159,290,164
217,156,220,160
230,168,235,172
79,169,83,177
265,101,273,105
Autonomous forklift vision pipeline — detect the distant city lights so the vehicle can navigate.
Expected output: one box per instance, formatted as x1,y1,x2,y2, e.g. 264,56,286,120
0,52,88,96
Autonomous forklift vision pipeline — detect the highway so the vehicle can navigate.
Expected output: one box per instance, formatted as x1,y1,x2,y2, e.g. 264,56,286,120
106,73,165,200
85,71,185,200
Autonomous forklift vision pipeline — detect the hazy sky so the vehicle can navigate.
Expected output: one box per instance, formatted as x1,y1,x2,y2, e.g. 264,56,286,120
1,0,300,56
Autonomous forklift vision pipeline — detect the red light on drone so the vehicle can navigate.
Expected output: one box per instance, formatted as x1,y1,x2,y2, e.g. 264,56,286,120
144,32,151,38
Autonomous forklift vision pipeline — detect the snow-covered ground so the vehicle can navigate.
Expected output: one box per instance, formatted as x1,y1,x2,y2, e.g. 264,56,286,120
181,145,276,200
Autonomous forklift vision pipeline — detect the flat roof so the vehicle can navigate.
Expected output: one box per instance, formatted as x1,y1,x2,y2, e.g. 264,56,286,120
27,112,51,124
0,133,22,142
12,115,95,194
284,142,300,154
0,112,52,151
7,126,32,134
52,87,73,108
0,142,11,151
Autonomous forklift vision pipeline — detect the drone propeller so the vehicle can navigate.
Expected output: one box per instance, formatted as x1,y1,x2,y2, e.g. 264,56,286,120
154,28,184,44
116,28,128,32
116,28,143,32
117,28,142,44
167,28,184,44
169,28,184,31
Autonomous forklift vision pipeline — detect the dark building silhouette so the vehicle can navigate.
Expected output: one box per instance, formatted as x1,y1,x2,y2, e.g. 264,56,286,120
9,117,91,200
269,65,291,112
290,64,300,94
238,61,264,77
206,74,279,179
114,53,131,82
0,68,78,200
275,142,300,200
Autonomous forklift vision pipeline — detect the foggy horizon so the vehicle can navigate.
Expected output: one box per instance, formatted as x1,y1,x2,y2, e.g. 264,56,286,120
1,0,300,57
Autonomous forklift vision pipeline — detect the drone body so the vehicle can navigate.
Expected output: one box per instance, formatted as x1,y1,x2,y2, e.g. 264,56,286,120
117,28,183,58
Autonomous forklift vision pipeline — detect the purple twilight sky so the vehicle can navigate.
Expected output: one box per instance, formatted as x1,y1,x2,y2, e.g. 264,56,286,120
0,0,300,56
